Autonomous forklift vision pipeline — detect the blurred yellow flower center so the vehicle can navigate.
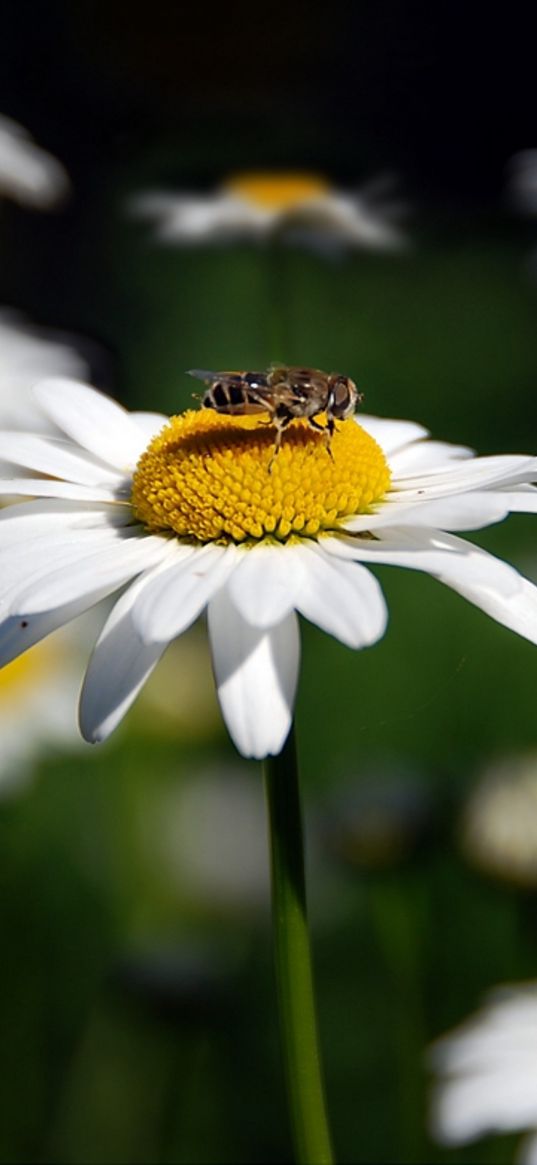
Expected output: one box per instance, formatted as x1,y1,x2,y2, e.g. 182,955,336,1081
223,172,330,211
0,639,58,697
131,410,390,543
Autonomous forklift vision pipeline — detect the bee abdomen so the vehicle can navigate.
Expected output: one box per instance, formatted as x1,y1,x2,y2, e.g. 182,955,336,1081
203,382,238,408
203,381,264,413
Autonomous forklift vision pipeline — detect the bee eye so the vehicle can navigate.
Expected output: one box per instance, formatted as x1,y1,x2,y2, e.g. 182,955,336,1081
328,378,354,418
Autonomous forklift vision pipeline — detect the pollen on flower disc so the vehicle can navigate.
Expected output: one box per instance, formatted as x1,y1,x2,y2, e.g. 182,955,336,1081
131,409,391,544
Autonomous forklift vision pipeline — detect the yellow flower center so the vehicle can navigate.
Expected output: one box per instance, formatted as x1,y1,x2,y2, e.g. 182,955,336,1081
131,410,390,544
222,171,331,211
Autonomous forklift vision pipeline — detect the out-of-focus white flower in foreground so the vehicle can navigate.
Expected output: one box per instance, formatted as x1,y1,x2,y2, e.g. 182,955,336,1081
129,170,408,252
429,983,537,1164
0,114,69,209
0,620,92,794
0,378,536,759
461,752,537,888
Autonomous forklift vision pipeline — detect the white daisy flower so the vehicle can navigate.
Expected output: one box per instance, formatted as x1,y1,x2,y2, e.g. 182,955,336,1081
0,376,536,760
0,114,70,209
129,170,407,251
428,983,537,1164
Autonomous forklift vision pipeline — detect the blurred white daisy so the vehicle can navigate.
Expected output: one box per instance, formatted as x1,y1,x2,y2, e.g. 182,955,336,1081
504,150,537,277
129,170,408,252
461,752,537,888
429,983,537,1163
147,765,270,914
0,114,69,209
0,377,536,759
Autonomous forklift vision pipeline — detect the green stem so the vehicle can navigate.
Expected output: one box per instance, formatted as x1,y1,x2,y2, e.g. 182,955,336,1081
263,724,334,1165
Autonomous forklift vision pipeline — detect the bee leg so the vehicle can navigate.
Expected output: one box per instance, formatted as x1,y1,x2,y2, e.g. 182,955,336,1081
267,414,291,473
308,416,335,459
325,415,336,457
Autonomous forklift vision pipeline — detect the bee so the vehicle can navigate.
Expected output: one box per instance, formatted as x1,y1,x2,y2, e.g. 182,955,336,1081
187,364,362,463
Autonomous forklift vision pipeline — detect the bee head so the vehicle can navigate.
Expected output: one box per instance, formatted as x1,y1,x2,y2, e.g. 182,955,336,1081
329,375,360,418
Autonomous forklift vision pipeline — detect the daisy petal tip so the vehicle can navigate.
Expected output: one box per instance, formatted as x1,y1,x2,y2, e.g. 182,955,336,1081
77,715,102,745
79,715,113,746
230,720,291,761
78,695,113,745
226,690,295,760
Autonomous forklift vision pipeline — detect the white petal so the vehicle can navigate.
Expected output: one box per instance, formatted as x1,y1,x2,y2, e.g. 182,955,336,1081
296,191,407,250
8,530,168,615
208,588,300,758
431,1075,522,1143
342,491,514,533
357,414,429,453
294,542,388,647
0,499,132,546
431,1058,537,1142
79,567,172,742
497,488,537,513
0,589,115,669
227,543,305,628
0,432,123,485
130,411,167,442
0,476,128,502
131,190,268,242
32,378,153,469
324,528,537,645
333,528,521,594
0,115,70,209
391,454,537,498
390,439,474,474
0,527,137,593
132,542,239,644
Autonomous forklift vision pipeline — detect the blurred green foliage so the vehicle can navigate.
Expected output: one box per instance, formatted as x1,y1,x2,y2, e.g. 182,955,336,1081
1,156,537,1164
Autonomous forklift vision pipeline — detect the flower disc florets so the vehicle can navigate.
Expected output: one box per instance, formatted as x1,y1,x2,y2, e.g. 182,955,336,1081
131,409,391,543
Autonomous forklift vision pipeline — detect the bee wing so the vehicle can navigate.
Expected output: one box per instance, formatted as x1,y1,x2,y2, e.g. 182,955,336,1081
267,362,289,379
186,368,222,383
